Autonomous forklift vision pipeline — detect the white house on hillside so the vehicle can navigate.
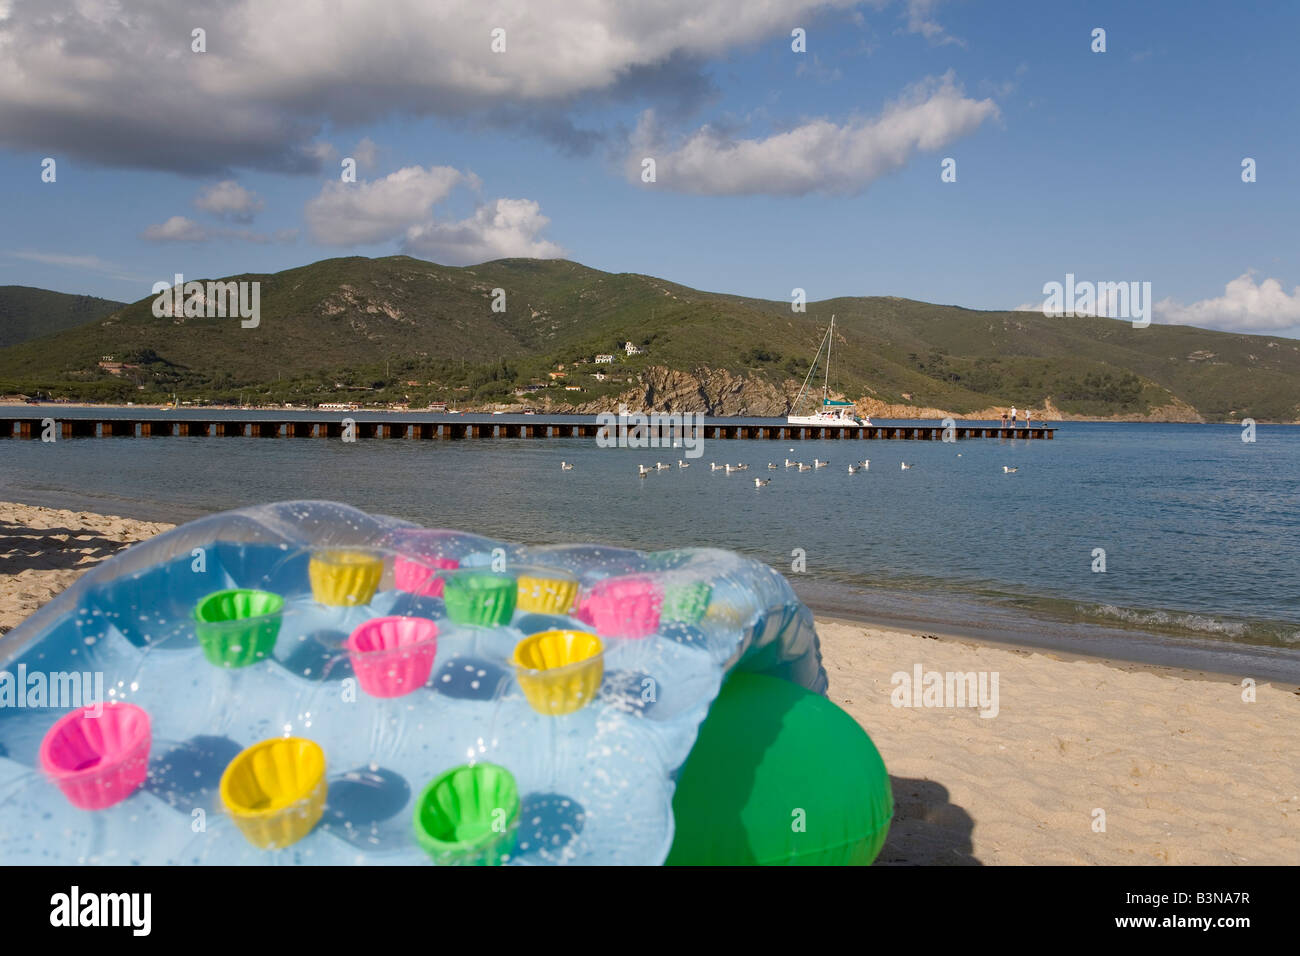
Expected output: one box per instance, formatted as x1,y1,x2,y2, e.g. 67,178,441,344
624,341,645,356
594,354,615,364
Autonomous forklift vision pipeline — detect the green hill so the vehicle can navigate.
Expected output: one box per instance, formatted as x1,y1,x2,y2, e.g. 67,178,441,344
0,286,125,349
0,257,1297,421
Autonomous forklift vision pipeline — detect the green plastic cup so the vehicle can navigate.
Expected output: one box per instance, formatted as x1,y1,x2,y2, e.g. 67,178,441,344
662,581,713,624
412,763,521,865
442,572,517,627
194,588,285,668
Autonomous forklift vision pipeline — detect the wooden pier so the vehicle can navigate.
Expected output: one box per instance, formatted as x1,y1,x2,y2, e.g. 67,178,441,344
0,415,1055,441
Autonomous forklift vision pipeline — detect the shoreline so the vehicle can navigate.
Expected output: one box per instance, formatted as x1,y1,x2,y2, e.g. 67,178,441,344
804,592,1300,686
3,400,1296,425
817,614,1295,688
3,492,1298,683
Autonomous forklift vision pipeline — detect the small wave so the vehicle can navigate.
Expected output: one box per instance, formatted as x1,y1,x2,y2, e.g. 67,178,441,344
1084,604,1249,638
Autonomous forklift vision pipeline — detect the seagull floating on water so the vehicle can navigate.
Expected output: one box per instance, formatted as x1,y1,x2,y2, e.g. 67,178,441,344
1003,465,1018,473
767,462,777,470
560,461,573,470
813,459,828,468
900,462,913,470
710,463,723,471
797,462,812,471
754,477,770,487
785,458,796,468
678,460,690,468
848,464,858,474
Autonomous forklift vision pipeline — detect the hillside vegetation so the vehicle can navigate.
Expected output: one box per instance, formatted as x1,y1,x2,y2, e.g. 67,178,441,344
0,257,1296,421
0,286,125,349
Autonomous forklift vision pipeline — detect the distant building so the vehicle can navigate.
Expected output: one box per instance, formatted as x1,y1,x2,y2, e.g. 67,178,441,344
593,372,606,381
427,402,448,412
548,371,567,380
594,354,615,364
624,342,645,356
564,385,583,392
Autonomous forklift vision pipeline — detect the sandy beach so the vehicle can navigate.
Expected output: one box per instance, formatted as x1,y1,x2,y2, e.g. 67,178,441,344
1,500,1296,865
0,502,173,634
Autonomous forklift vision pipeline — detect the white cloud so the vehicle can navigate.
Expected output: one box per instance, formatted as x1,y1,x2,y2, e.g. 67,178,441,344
304,141,338,165
352,137,380,171
141,216,210,242
902,0,963,46
1156,273,1300,333
140,216,292,244
304,165,563,264
9,250,146,282
13,251,114,271
194,181,265,222
627,72,997,195
404,199,564,264
0,0,862,172
305,166,464,245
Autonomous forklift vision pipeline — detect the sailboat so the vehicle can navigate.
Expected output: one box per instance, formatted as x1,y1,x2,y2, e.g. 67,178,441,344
787,315,870,426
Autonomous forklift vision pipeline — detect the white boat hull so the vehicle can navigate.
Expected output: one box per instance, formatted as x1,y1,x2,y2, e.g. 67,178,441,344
786,414,869,426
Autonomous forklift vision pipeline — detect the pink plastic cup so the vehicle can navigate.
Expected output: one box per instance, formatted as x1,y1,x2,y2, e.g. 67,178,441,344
38,702,151,810
394,556,460,597
576,575,664,639
345,616,439,698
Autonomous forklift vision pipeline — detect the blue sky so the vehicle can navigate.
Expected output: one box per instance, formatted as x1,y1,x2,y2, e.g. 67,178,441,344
1,0,1297,336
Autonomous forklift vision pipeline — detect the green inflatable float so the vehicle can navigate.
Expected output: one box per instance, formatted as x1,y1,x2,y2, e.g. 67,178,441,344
667,671,893,866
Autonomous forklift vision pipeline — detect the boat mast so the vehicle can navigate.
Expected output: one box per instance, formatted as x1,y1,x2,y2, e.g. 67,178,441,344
822,315,834,407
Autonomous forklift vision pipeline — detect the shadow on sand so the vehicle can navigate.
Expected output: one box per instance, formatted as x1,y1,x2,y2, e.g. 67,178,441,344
877,776,981,865
0,520,132,574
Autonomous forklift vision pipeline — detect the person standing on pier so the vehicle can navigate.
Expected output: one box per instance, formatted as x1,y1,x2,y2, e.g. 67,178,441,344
1010,406,1018,427
1000,411,1008,429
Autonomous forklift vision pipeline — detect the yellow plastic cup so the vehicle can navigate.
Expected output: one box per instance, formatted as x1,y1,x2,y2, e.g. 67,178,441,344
516,573,579,615
220,737,328,849
511,629,604,716
309,549,384,606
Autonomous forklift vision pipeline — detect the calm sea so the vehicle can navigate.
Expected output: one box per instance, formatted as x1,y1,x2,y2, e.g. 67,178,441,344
3,414,1298,677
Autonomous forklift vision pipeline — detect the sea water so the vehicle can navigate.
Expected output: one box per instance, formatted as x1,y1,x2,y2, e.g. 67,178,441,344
2,416,1297,660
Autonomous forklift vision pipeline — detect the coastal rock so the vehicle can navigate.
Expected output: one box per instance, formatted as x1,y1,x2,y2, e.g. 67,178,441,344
567,366,796,416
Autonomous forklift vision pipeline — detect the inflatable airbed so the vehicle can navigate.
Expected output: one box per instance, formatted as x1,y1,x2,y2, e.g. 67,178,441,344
0,501,892,865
